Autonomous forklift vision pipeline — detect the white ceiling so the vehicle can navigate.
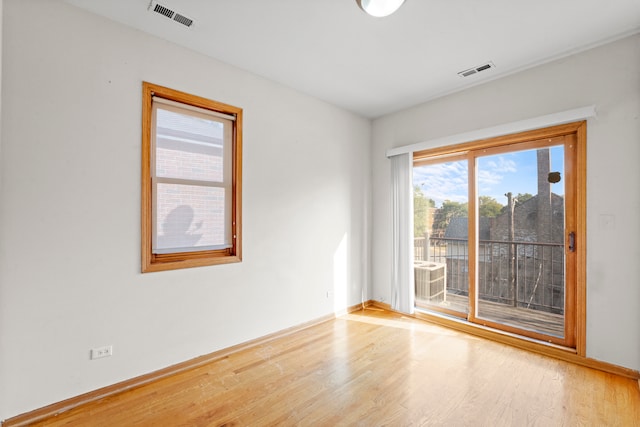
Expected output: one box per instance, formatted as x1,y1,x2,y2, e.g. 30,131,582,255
64,0,640,118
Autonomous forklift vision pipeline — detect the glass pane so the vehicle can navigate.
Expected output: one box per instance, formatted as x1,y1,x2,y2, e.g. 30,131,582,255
476,146,565,337
155,108,225,182
154,183,228,253
413,160,469,315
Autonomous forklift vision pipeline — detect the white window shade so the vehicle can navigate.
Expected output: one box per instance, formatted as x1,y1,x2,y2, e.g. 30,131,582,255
151,100,233,254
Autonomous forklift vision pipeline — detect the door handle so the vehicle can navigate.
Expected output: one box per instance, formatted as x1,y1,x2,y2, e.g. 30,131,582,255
569,232,575,252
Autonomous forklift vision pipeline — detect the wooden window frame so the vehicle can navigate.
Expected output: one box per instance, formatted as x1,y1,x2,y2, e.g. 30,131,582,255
142,82,242,272
413,121,586,354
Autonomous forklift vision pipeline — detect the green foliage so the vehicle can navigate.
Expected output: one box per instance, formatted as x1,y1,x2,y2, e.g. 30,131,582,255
432,200,468,235
415,193,505,237
515,193,533,203
429,196,504,236
413,186,435,237
478,196,503,218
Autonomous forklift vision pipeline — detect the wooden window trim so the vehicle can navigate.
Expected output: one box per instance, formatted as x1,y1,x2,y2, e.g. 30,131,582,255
413,121,586,354
141,82,242,272
413,122,583,162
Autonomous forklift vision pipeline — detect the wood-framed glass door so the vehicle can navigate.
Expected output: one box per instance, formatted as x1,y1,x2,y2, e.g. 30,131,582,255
413,122,584,348
413,153,470,317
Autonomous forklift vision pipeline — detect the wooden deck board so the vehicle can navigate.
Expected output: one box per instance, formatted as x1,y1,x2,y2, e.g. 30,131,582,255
417,292,564,336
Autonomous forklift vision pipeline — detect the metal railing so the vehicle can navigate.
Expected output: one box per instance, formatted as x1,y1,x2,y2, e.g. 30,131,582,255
415,236,564,314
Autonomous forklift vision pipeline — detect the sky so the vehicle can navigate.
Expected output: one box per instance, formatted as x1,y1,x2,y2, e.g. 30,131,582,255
413,146,564,207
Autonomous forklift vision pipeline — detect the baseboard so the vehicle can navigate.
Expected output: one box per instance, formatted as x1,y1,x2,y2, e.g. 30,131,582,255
10,299,632,426
370,301,640,380
2,302,367,427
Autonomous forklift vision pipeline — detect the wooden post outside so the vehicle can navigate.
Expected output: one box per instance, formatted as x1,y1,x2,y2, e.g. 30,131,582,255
506,192,517,307
423,232,430,262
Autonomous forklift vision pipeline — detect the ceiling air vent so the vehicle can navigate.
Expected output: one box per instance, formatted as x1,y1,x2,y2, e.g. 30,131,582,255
173,13,193,28
458,61,495,78
148,1,194,28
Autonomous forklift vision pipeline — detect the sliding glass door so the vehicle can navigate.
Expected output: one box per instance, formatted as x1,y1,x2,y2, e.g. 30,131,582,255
413,155,470,316
413,123,583,348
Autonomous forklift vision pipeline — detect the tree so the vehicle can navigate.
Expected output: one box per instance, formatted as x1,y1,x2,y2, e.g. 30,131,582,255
478,196,503,218
432,200,468,236
414,186,435,237
515,192,533,204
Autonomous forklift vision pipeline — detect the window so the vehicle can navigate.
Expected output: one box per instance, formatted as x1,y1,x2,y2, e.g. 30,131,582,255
413,121,586,350
142,82,242,272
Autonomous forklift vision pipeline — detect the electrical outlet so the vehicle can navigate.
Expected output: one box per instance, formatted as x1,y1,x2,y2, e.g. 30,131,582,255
326,290,334,298
91,345,113,360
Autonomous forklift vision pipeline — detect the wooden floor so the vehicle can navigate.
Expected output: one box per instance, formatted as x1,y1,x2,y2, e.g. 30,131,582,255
26,308,640,426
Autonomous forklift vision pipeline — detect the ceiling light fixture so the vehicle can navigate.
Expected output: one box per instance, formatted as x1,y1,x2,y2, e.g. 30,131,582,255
356,0,406,17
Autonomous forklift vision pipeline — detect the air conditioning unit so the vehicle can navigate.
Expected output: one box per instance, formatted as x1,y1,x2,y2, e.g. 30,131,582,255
414,261,446,303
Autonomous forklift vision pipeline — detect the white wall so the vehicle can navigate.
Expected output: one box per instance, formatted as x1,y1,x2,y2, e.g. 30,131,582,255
372,34,640,371
1,0,637,421
0,0,371,420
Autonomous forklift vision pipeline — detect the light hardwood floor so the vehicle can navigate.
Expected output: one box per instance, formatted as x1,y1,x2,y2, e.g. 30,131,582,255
21,308,640,426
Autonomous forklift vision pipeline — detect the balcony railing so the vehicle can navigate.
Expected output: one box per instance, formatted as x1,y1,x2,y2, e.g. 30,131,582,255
415,236,564,314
